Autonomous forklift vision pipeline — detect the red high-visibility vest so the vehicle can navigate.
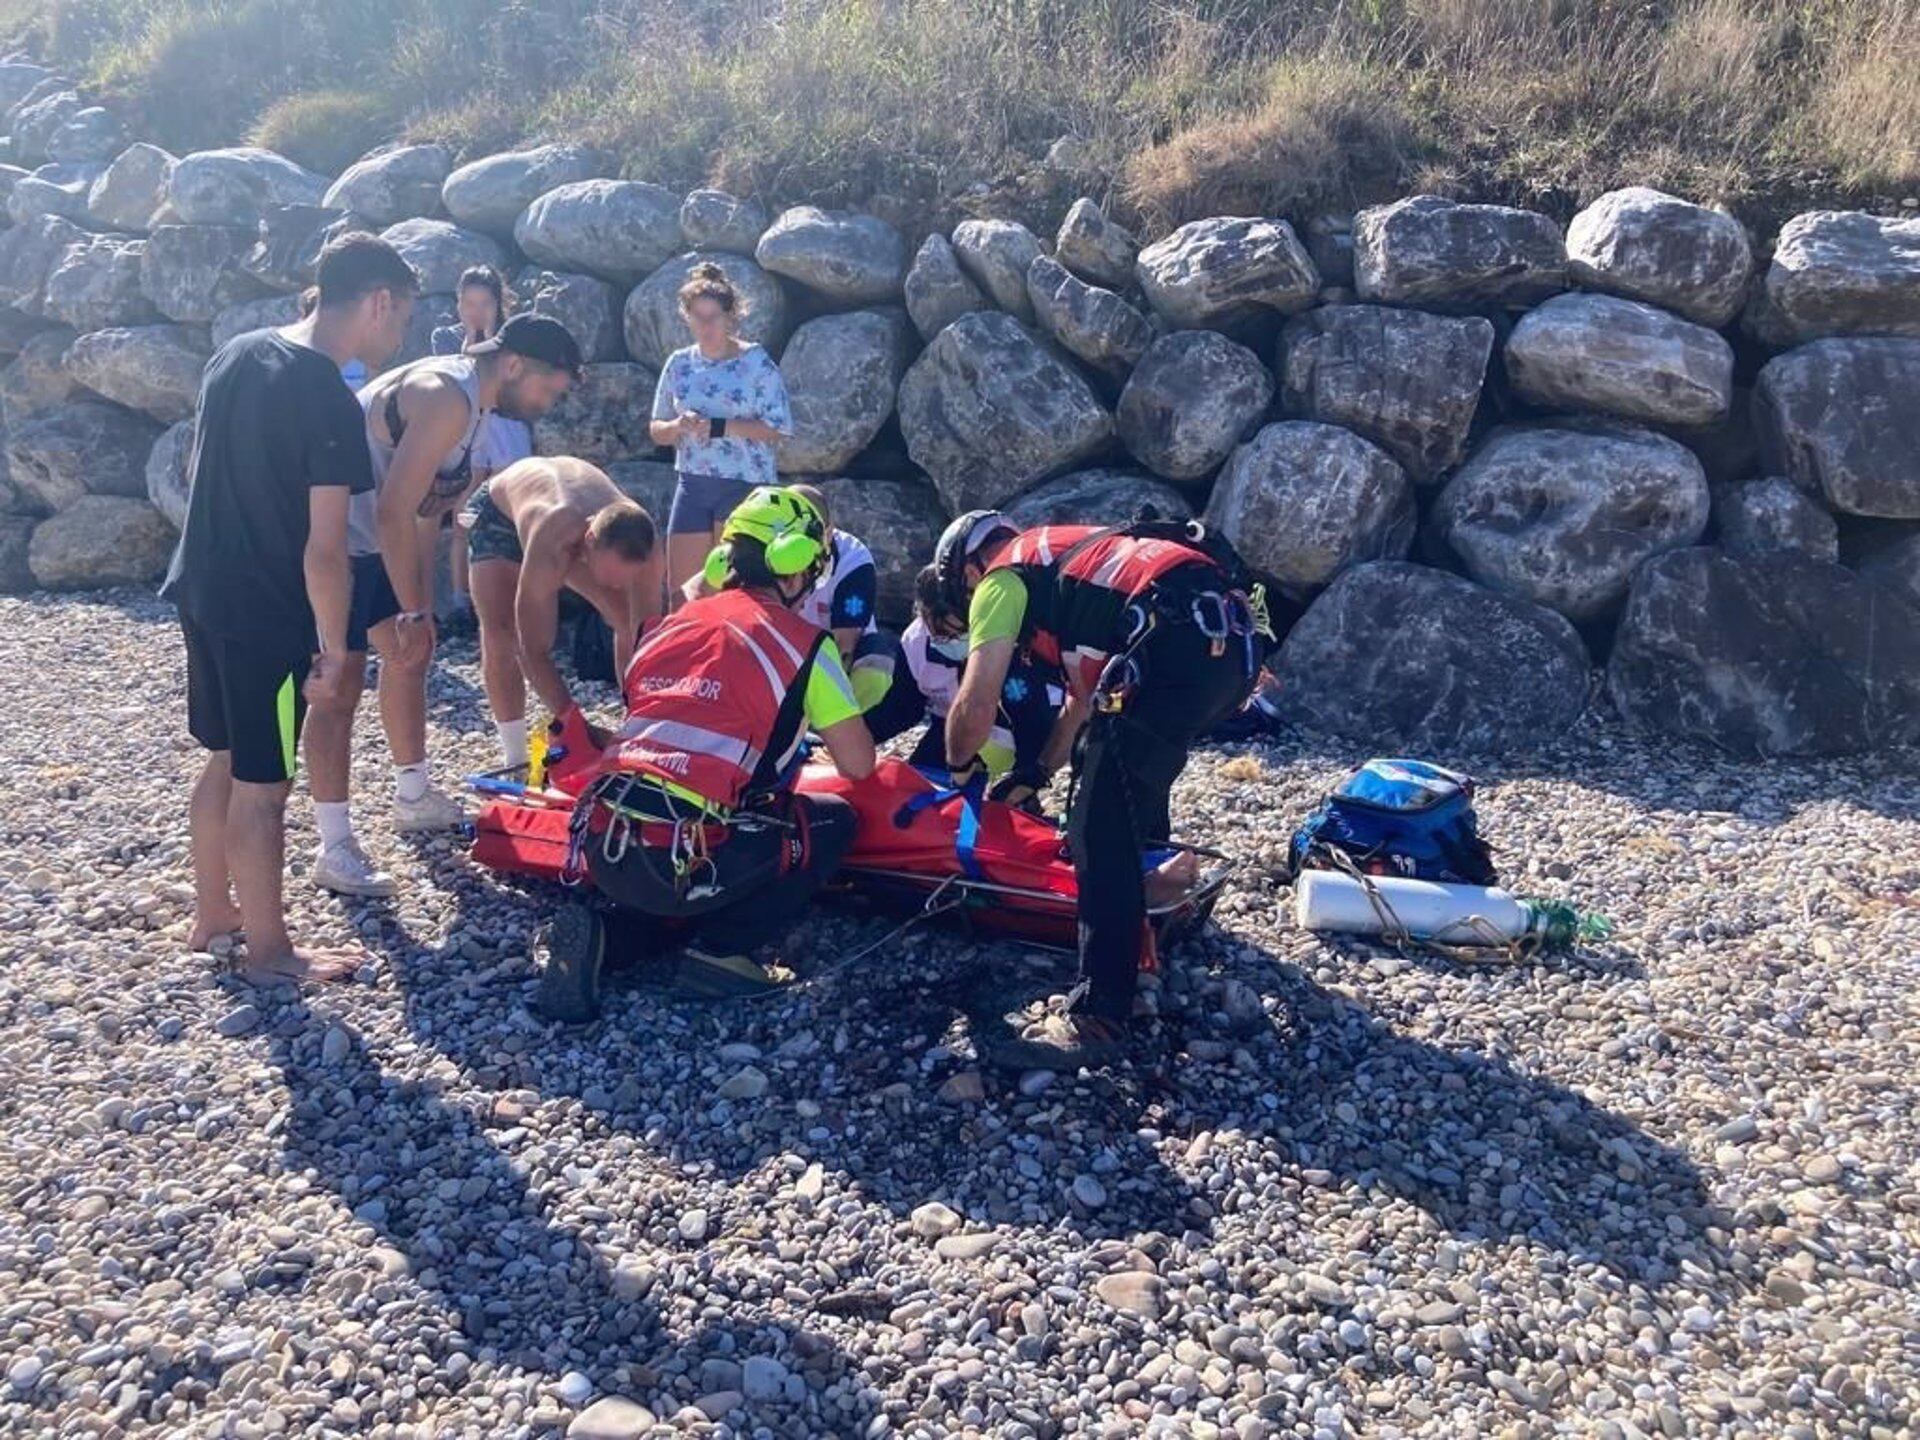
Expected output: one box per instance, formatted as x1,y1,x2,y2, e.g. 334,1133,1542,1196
614,589,827,811
987,525,1215,694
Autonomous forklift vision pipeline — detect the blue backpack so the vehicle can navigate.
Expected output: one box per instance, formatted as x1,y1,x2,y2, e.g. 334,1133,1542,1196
1289,759,1497,886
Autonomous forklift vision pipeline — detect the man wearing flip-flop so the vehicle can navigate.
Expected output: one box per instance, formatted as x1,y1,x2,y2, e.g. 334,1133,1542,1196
937,510,1269,1067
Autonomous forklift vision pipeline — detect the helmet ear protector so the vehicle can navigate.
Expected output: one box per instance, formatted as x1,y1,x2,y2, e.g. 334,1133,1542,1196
704,486,828,590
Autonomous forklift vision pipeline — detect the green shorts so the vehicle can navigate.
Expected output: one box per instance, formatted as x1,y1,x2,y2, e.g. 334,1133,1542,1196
462,482,524,566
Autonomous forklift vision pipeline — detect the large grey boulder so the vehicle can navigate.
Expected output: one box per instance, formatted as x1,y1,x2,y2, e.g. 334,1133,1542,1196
378,217,506,295
6,161,104,225
63,325,208,424
0,214,86,316
1005,468,1193,528
168,147,327,226
1608,548,1920,756
441,144,607,235
897,310,1112,513
1746,211,1920,346
28,493,176,588
623,252,788,369
809,477,948,623
606,458,678,520
1435,420,1711,621
322,144,452,226
1565,187,1752,328
1055,198,1137,291
755,206,906,304
1275,561,1592,755
514,267,624,363
0,62,54,116
530,362,659,466
146,419,194,529
904,234,986,342
211,293,302,349
1505,292,1733,427
5,400,160,511
240,204,351,292
46,107,126,164
41,234,160,331
776,309,913,475
0,327,86,430
8,89,81,164
1135,217,1319,328
514,179,682,288
1754,337,1920,518
0,307,60,361
86,143,176,232
679,189,769,254
0,164,29,214
392,292,457,367
1279,305,1493,484
0,515,34,592
1116,330,1271,485
1711,477,1837,562
1026,255,1153,378
951,219,1046,322
141,225,273,322
1853,529,1920,611
1355,195,1566,308
1205,422,1415,595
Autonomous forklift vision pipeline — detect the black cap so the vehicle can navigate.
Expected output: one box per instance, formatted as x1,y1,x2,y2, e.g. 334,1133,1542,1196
468,313,584,377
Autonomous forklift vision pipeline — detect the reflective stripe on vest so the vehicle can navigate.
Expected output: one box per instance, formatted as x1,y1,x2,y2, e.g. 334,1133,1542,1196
614,589,824,810
988,525,1213,693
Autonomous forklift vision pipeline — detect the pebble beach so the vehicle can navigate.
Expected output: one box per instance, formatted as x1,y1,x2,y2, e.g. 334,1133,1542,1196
2,590,1916,1440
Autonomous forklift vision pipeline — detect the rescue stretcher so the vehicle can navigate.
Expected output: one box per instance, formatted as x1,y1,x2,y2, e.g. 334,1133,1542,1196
467,710,1234,953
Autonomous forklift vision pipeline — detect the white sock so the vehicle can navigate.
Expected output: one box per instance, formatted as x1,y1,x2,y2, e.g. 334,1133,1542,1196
393,761,430,804
497,717,529,768
315,801,354,849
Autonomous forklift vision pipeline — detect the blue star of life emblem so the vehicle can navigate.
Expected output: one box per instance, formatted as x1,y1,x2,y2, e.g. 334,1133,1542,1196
1003,675,1029,702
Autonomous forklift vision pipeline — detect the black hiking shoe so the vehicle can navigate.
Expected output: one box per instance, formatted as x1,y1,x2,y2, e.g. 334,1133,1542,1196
674,946,792,999
534,904,607,1023
975,999,1129,1072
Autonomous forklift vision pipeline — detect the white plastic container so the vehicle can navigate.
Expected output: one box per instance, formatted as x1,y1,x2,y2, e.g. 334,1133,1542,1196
1293,869,1537,946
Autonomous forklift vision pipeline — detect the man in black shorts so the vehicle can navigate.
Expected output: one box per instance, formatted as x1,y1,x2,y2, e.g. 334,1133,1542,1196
159,234,418,983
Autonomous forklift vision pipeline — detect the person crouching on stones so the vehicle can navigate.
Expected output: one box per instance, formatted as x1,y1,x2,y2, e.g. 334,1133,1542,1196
539,486,876,1016
302,315,584,898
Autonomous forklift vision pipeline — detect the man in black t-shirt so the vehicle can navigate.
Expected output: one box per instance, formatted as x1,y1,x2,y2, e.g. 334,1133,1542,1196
160,233,419,984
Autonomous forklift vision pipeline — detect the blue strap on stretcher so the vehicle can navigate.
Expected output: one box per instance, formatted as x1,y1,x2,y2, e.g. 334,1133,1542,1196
895,767,1179,884
896,766,989,880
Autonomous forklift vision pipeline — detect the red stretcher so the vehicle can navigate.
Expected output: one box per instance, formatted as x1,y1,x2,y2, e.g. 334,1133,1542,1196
467,711,1232,952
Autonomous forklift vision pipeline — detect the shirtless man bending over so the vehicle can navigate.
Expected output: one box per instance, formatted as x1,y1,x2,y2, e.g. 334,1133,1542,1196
464,456,662,765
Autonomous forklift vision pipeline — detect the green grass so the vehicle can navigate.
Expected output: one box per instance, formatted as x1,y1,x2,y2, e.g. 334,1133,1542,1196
4,0,1916,238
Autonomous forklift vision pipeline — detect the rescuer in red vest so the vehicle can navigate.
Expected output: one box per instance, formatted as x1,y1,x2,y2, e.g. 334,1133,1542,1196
538,487,876,1014
936,510,1267,1066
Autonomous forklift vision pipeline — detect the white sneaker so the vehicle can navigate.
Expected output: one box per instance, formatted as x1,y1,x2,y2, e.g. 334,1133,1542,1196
393,784,466,833
313,838,397,898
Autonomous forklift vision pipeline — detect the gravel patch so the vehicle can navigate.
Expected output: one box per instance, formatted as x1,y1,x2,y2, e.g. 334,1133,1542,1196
1,590,1915,1440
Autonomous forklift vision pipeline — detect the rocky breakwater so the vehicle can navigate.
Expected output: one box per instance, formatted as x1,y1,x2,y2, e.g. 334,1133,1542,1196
1,59,1916,755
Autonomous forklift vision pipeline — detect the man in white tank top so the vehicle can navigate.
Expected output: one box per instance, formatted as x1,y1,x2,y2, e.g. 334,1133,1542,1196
303,315,582,895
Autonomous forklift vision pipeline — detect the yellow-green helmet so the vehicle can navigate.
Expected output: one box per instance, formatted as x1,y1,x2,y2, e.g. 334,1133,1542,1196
704,486,828,590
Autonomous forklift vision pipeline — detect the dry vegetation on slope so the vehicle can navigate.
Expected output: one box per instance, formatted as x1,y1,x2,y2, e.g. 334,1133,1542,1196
5,0,1917,235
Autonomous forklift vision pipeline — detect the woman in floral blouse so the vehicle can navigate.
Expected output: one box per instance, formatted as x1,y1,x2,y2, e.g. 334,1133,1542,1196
649,262,795,595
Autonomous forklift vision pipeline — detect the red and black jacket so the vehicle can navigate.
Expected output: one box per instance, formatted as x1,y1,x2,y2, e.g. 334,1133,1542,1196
986,525,1219,696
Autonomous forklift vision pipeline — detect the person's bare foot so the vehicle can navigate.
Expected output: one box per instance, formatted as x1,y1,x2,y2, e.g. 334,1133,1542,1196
1145,851,1201,907
236,946,363,984
186,905,245,951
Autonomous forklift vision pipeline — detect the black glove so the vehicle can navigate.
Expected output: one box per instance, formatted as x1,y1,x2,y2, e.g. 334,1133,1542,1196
989,762,1050,811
